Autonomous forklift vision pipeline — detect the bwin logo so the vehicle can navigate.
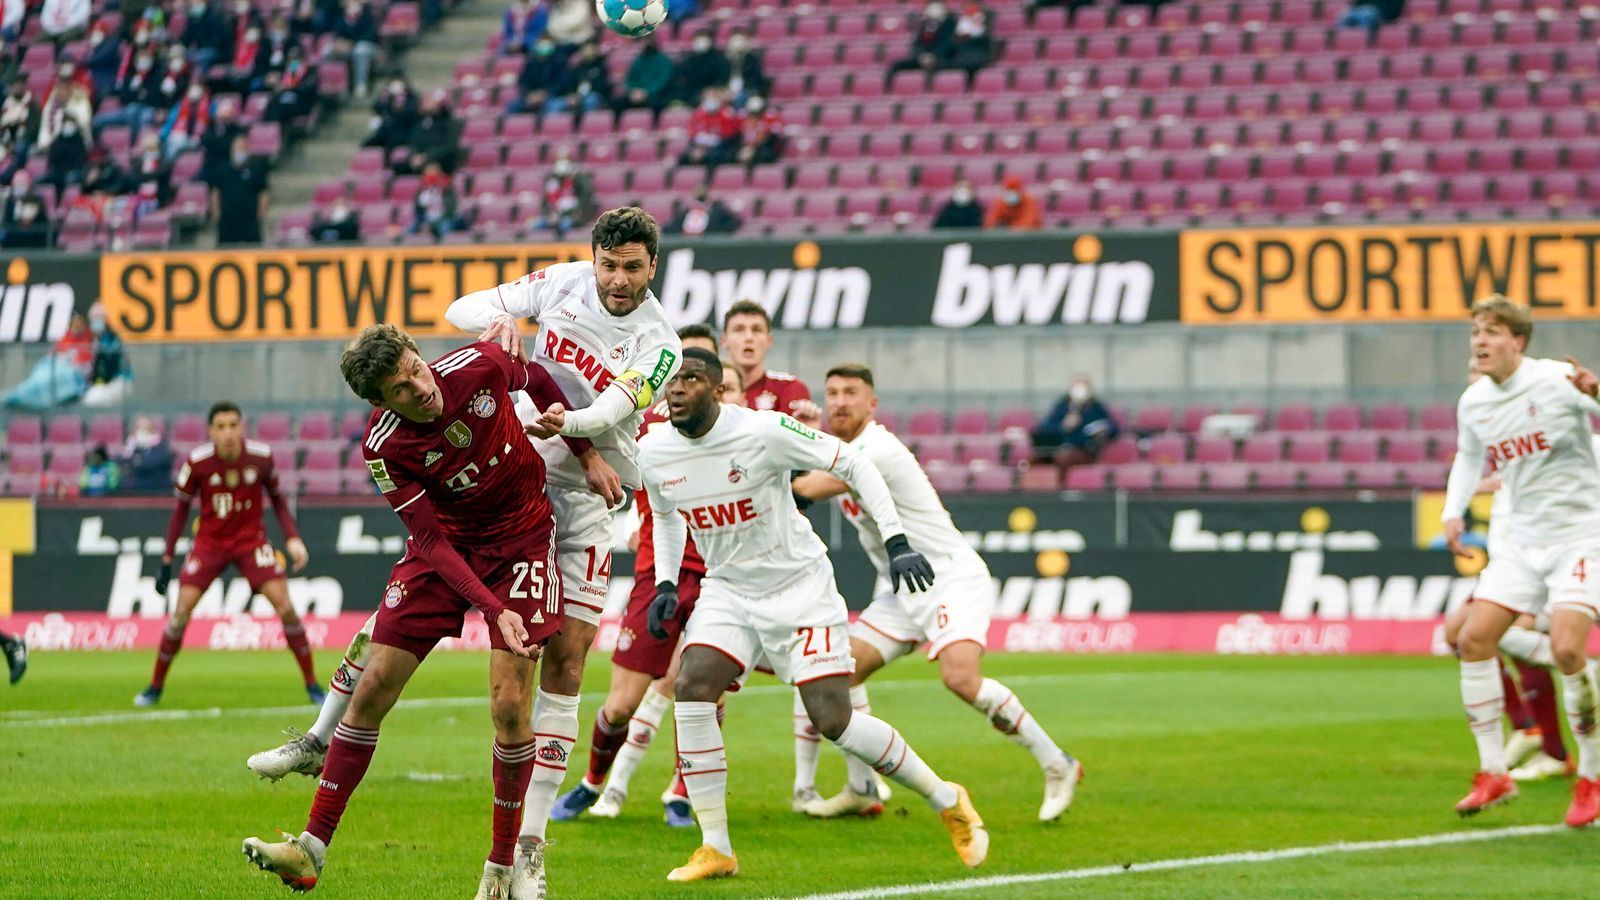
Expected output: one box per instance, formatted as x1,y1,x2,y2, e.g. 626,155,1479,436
658,243,870,329
0,259,76,343
931,237,1155,327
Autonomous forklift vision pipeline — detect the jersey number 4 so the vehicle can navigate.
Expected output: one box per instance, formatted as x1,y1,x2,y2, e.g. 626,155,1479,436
1575,559,1590,584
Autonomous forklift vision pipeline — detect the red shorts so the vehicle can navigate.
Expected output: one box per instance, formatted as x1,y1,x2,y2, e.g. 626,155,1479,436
179,540,285,593
612,568,703,679
373,525,564,661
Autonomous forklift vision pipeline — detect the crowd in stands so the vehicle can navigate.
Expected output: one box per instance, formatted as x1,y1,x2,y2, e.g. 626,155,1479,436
0,0,425,250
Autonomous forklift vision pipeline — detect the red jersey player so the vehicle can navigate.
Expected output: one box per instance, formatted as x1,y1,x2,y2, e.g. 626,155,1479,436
553,325,742,826
721,300,821,424
243,326,591,897
135,402,314,707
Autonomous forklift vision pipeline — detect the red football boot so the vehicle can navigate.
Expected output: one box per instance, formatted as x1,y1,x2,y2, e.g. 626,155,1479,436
1455,771,1517,816
1564,777,1600,828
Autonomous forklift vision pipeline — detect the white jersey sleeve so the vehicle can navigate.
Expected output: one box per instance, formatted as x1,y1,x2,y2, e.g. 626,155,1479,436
445,260,590,331
754,412,909,541
838,423,984,580
1443,393,1488,523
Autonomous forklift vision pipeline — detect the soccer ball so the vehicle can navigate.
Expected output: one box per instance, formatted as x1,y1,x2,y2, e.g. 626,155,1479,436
596,0,668,37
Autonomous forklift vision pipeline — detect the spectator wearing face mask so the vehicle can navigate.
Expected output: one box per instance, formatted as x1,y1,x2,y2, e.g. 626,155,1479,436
209,134,270,245
508,35,569,114
665,185,741,236
404,90,460,172
679,89,740,167
332,0,380,96
0,174,50,248
119,416,175,493
722,31,768,105
528,150,595,235
311,195,360,243
263,49,318,126
732,95,781,165
546,39,612,114
82,304,132,406
933,179,982,229
161,83,212,160
37,63,93,151
410,162,466,238
226,20,266,93
888,1,956,82
1033,374,1119,468
94,44,161,137
947,3,994,76
503,0,548,55
621,38,674,111
675,30,731,107
182,1,233,71
364,75,419,149
199,98,244,182
80,149,126,197
84,24,125,100
985,174,1043,230
43,114,89,189
253,13,299,91
0,82,34,157
128,132,174,208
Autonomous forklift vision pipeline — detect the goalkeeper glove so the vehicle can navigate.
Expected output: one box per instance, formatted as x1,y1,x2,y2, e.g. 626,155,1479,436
155,560,173,595
648,581,679,639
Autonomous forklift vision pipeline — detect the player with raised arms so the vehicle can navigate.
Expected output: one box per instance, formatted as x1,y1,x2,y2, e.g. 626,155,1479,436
792,363,1082,822
639,349,987,882
242,325,595,897
1444,295,1600,827
134,402,316,707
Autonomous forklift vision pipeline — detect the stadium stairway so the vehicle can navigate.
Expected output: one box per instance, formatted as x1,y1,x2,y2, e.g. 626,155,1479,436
259,0,507,241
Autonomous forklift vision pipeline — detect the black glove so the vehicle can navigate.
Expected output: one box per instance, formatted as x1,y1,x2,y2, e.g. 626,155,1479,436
886,534,934,593
647,581,679,640
155,560,173,595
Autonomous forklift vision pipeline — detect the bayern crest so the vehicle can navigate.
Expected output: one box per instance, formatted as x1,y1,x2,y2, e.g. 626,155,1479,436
471,392,497,418
383,581,407,608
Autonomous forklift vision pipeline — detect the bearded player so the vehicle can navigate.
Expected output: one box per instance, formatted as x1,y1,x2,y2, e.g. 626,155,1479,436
552,325,732,827
1445,296,1600,827
134,402,316,707
640,349,986,882
793,364,1082,822
242,326,593,897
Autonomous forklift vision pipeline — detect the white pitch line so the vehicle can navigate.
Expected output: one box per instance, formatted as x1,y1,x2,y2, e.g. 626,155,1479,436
787,824,1570,899
0,673,1094,729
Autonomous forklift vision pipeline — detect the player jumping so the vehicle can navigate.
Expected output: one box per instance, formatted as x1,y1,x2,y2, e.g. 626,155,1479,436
248,208,681,895
134,402,315,707
242,326,587,897
552,325,729,827
639,350,987,882
793,364,1082,822
1444,296,1600,827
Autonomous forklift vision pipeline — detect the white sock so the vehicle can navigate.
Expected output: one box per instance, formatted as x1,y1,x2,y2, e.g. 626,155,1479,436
842,684,877,794
1460,658,1507,774
1562,665,1600,780
792,687,821,793
605,687,671,796
833,711,956,811
519,689,579,841
974,677,1067,770
675,701,732,855
307,614,376,745
1499,627,1556,667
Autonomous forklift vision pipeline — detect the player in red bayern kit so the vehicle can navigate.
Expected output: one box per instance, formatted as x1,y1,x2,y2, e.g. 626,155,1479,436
134,402,314,707
722,300,820,422
553,325,741,826
243,325,593,898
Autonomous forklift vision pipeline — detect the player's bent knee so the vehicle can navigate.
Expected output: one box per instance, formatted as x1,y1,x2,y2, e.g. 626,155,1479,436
811,706,852,743
941,670,982,704
1552,639,1588,674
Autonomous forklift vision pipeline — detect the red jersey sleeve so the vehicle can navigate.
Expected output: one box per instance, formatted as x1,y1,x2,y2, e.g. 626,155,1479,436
260,454,300,541
477,341,594,458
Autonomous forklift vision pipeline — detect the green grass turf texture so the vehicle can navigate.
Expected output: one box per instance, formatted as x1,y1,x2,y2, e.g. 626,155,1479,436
1,651,1594,898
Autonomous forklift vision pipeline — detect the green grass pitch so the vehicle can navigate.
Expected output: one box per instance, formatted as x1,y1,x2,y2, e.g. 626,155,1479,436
2,651,1595,898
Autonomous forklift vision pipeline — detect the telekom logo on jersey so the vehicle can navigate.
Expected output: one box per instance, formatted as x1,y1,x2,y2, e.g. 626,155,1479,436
543,330,615,392
1486,430,1551,468
680,498,758,530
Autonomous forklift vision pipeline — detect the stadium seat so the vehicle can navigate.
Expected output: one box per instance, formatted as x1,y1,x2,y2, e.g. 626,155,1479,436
1061,465,1104,492
1021,465,1064,492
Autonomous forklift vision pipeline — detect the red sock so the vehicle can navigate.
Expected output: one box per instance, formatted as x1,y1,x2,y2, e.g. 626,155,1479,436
151,626,185,689
584,711,628,788
305,723,380,845
1517,662,1568,761
491,738,537,866
667,771,688,800
283,623,318,685
1500,661,1535,730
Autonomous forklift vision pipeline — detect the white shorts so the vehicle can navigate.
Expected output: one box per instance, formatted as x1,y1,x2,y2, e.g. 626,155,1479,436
1474,536,1600,620
684,562,853,686
854,563,995,662
546,484,615,626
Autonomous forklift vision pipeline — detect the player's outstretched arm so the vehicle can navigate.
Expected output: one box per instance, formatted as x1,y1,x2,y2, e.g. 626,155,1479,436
557,341,681,438
1441,409,1487,559
514,353,596,459
391,493,531,654
446,267,564,359
791,470,851,502
157,493,194,593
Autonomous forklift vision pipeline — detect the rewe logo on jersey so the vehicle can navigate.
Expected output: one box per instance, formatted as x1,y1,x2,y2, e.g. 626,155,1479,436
931,241,1156,327
658,246,871,329
1485,431,1551,467
544,331,616,392
681,499,758,530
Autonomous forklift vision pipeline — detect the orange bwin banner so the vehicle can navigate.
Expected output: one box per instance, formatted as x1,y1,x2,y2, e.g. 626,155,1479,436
98,243,591,343
1180,221,1600,324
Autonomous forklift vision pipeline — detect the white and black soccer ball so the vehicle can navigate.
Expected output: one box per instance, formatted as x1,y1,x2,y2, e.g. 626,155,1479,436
595,0,668,37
